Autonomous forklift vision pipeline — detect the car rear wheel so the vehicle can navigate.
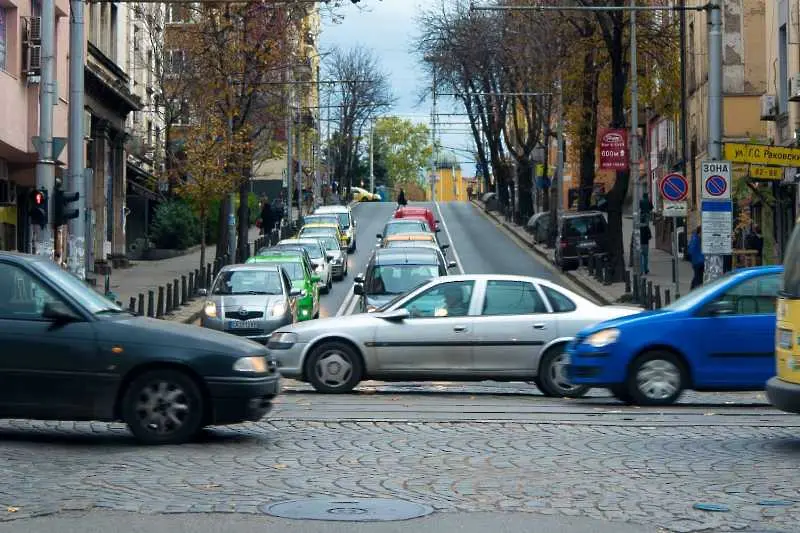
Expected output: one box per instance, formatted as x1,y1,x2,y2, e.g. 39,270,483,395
625,351,685,406
537,346,589,398
121,369,205,445
306,341,363,393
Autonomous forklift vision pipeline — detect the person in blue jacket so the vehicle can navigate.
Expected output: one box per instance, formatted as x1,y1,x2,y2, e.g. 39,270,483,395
688,225,705,289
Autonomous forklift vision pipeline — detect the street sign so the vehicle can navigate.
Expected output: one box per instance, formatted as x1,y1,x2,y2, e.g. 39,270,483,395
724,142,800,167
749,164,784,181
659,173,689,202
663,201,687,217
598,129,629,171
701,160,731,201
701,201,733,255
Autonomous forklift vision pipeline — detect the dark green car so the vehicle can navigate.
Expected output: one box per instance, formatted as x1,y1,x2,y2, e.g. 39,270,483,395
0,252,280,445
246,250,321,321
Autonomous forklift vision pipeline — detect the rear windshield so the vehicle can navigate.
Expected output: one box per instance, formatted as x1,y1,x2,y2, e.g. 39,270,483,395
300,227,338,238
385,221,428,236
783,223,800,297
316,236,340,251
563,215,606,238
366,264,440,295
385,240,436,249
212,270,283,295
304,215,339,226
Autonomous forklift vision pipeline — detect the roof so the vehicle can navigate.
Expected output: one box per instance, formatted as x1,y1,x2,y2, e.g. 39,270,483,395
384,233,436,241
249,250,304,262
397,206,433,214
220,263,282,272
315,205,350,214
373,247,441,266
301,223,339,230
278,239,322,247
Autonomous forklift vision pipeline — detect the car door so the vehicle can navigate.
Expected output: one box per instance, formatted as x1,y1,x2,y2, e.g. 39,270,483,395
301,258,319,315
372,280,476,373
471,279,555,376
690,273,780,388
0,261,102,419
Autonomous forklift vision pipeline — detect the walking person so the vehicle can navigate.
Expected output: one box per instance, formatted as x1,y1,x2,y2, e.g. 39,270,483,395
640,223,652,275
259,196,274,237
397,188,407,208
746,223,764,265
688,225,705,289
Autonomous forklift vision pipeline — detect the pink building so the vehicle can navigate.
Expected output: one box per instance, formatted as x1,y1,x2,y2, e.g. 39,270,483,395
0,0,71,252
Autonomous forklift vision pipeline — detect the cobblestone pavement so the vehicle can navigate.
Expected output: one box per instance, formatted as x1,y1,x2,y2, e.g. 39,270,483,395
0,391,798,533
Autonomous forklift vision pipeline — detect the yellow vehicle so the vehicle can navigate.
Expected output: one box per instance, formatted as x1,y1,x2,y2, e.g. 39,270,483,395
351,186,379,202
767,222,800,413
298,222,347,250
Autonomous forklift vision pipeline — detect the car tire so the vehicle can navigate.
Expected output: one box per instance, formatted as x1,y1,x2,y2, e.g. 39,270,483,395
609,385,634,404
327,277,333,291
537,346,590,398
625,351,685,406
121,369,205,445
305,341,363,393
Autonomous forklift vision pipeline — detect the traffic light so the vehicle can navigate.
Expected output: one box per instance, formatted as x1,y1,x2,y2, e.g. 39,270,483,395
29,189,48,227
53,183,80,227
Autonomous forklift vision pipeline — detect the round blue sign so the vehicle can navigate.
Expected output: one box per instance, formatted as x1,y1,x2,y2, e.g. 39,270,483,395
705,175,728,197
659,173,688,202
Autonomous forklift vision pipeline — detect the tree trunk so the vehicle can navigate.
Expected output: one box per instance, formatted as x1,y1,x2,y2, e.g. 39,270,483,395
237,171,249,263
199,211,206,274
578,49,600,211
215,199,229,260
517,159,534,222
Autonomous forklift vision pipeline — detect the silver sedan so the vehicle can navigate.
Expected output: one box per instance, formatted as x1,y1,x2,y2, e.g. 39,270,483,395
266,274,641,395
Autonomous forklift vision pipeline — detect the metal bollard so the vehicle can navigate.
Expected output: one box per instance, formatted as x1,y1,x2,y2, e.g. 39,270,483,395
647,281,654,310
137,293,145,316
157,286,165,318
199,266,205,289
206,263,213,288
654,285,662,309
603,264,612,286
147,290,155,317
664,289,671,306
632,274,640,302
129,297,136,313
188,273,194,298
624,270,631,294
166,282,173,313
173,279,180,309
640,278,647,307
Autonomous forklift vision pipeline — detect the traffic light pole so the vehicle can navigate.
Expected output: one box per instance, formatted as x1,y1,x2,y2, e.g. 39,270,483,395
67,0,86,279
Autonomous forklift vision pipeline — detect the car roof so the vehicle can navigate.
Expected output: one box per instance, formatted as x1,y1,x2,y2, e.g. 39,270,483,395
302,223,339,229
0,251,45,264
220,263,282,273
279,239,321,247
386,218,426,225
250,250,304,262
385,233,435,241
373,248,441,266
315,206,349,214
423,273,557,284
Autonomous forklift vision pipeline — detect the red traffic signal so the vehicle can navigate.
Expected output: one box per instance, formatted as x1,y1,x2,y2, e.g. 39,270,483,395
29,188,48,227
33,190,45,205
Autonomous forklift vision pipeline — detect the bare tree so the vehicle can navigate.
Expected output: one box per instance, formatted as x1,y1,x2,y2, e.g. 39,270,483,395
324,45,393,202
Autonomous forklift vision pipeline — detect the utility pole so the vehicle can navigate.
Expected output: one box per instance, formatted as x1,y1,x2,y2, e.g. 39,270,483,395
676,0,688,298
314,64,322,209
226,74,236,261
630,0,641,276
555,78,564,241
32,0,59,259
369,119,375,195
430,68,438,202
704,1,725,282
286,75,294,227
67,0,86,278
296,108,303,222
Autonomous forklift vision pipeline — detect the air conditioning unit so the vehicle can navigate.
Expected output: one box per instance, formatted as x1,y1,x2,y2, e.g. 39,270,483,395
25,44,42,75
24,17,42,43
760,94,778,121
790,73,800,102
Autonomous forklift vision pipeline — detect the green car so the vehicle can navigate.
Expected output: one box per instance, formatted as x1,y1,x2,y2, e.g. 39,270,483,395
246,250,321,321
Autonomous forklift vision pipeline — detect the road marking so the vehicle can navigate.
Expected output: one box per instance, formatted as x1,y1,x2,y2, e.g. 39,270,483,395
434,202,465,275
335,287,355,316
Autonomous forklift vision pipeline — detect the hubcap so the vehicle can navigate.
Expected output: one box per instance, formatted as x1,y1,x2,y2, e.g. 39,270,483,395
636,359,681,400
315,351,353,388
548,353,581,392
134,380,190,434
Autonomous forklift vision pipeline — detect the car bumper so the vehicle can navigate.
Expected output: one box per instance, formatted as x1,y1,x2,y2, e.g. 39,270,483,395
766,377,800,413
201,315,294,344
565,344,627,386
268,342,307,378
205,374,281,425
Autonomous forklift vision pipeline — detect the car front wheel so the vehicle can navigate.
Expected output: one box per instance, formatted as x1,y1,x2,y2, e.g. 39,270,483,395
625,351,685,406
306,341,363,393
537,346,589,398
121,369,205,445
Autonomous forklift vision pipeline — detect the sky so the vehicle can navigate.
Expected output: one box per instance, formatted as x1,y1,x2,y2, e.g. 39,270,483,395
320,0,477,175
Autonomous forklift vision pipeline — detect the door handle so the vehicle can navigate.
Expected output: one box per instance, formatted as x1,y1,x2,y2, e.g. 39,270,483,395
453,325,467,332
533,323,546,329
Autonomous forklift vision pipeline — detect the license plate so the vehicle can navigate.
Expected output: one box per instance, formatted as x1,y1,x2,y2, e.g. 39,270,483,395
228,320,260,330
779,329,793,350
577,241,596,248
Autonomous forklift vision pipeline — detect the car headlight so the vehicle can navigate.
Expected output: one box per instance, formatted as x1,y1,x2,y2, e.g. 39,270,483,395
233,356,267,373
300,308,310,317
270,302,287,317
332,257,342,265
204,301,217,318
268,331,298,349
583,328,620,348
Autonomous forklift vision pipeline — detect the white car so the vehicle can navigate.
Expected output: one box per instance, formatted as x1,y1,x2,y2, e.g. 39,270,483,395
275,239,333,294
314,205,357,253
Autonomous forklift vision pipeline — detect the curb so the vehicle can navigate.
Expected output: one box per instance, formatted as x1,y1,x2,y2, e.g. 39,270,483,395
470,200,613,305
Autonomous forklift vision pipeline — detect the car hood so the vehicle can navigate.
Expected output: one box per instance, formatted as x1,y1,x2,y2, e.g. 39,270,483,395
212,294,285,314
281,313,378,339
104,316,266,355
365,294,397,309
578,309,668,337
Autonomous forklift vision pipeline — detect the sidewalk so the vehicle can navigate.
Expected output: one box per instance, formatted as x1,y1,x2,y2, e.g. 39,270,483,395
473,201,693,305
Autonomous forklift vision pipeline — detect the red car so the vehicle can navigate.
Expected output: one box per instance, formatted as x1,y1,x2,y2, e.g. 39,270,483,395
394,206,439,233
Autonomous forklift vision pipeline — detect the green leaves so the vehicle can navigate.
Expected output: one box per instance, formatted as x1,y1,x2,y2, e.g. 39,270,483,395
372,117,432,187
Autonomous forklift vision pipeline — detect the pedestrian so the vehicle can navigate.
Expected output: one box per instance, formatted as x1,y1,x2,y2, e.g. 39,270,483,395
746,223,764,265
397,188,407,207
259,196,274,236
640,191,654,225
688,225,705,289
640,224,652,275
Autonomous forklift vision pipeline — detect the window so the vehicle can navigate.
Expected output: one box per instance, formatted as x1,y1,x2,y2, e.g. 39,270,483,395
402,281,474,318
0,8,7,72
0,263,63,319
482,280,547,316
212,270,283,296
715,274,781,315
541,285,577,313
337,213,350,229
169,99,190,126
384,221,427,236
365,264,440,295
277,262,304,281
165,49,186,78
563,215,606,238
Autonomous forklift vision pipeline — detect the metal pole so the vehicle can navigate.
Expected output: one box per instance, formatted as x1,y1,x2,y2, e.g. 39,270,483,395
286,86,293,225
369,119,374,195
314,64,321,208
226,79,236,261
430,68,437,202
296,109,302,221
556,78,564,236
630,0,642,277
704,1,724,282
675,0,687,297
33,0,57,259
67,0,86,278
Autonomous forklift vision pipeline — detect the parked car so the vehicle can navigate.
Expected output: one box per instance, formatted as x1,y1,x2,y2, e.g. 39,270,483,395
274,239,333,293
266,274,639,394
377,219,431,241
299,223,347,252
309,234,348,280
200,264,300,342
314,205,357,253
353,247,453,313
0,252,281,444
394,206,439,232
246,250,321,321
566,266,783,406
554,211,609,271
526,212,551,244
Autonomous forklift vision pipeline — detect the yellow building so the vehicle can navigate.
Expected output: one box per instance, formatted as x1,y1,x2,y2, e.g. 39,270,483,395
428,153,467,202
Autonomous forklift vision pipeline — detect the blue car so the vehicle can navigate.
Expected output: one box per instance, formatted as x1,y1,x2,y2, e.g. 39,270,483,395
566,266,782,406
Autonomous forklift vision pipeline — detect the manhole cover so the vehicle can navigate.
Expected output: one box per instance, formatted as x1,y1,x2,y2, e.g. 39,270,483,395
261,498,434,522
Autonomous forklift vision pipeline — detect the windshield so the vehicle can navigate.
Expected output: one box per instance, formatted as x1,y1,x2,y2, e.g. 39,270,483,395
337,213,351,228
300,228,338,239
34,260,123,313
563,215,606,238
663,272,735,312
318,237,340,252
304,215,339,226
212,270,283,295
783,223,800,297
365,264,439,295
277,243,322,259
276,262,305,281
384,222,428,236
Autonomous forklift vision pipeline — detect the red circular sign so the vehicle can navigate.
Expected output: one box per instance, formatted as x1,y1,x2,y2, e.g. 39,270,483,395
659,173,688,202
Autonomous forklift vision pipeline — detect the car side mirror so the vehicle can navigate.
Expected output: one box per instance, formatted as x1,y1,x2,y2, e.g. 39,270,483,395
706,300,736,316
354,273,365,283
440,243,450,250
447,261,458,269
289,288,303,297
42,301,81,323
353,283,364,296
197,288,208,296
376,233,382,239
379,308,410,321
